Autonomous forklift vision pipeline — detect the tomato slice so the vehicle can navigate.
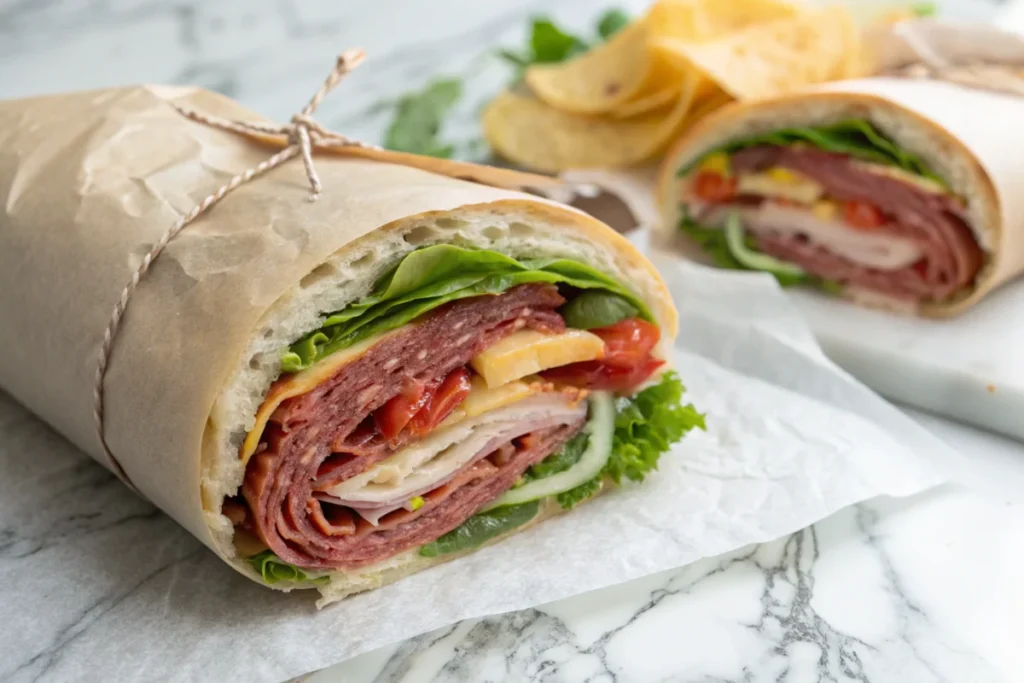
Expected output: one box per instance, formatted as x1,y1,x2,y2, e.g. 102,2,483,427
541,318,663,392
374,378,432,442
693,171,737,203
408,368,472,436
543,357,665,393
842,200,886,229
590,318,660,369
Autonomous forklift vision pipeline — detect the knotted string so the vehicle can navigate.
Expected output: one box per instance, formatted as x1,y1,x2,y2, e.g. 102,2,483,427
93,49,377,488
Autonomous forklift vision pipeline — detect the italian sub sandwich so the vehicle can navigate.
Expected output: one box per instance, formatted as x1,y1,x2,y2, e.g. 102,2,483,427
0,84,702,605
658,79,1024,316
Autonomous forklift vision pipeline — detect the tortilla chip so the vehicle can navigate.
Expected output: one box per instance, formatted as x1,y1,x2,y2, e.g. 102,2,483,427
656,5,859,100
525,21,654,115
482,75,700,172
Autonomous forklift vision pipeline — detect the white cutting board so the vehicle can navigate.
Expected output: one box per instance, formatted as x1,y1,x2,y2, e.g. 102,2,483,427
789,285,1024,440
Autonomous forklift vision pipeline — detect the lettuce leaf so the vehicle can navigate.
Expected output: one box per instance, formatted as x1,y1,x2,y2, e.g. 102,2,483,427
282,245,653,372
604,372,705,484
678,119,944,186
248,551,327,586
679,214,842,294
556,476,603,510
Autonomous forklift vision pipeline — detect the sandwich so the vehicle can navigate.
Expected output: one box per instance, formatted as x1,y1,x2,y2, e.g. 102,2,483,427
0,84,704,605
658,79,1024,315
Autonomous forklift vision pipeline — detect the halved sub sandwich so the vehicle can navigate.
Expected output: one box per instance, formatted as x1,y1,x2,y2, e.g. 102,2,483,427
0,85,703,606
657,78,1024,316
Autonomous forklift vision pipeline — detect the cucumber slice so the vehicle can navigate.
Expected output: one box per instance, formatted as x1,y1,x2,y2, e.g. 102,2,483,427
724,212,806,278
485,391,615,510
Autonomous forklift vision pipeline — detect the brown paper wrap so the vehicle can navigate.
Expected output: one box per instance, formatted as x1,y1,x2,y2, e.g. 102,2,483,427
656,76,1024,316
0,85,671,567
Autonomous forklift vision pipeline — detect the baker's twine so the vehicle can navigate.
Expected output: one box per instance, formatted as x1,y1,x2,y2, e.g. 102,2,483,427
93,49,379,489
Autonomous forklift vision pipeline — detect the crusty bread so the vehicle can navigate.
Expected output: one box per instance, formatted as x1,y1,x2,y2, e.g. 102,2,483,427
198,200,676,600
655,88,1003,316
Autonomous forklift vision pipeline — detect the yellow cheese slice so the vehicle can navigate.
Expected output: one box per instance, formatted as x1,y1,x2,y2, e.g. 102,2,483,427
469,329,605,389
240,330,395,464
736,167,825,205
439,375,543,429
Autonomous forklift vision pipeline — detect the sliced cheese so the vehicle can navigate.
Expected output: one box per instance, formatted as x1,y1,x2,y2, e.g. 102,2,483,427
469,329,605,389
439,375,542,428
736,168,824,205
240,329,395,464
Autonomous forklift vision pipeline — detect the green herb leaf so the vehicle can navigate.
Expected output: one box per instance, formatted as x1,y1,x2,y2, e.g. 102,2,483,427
383,78,462,158
530,18,590,64
603,372,705,484
560,291,638,329
596,8,630,39
419,501,541,557
556,476,603,510
248,551,328,585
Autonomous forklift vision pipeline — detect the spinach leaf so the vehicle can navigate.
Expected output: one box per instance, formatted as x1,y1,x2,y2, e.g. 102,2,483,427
560,290,639,329
418,501,541,557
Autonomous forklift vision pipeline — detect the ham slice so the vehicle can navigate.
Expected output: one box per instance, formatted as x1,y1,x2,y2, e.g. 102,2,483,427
695,146,984,302
241,284,588,570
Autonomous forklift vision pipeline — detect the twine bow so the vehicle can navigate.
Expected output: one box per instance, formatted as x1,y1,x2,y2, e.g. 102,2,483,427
93,49,376,488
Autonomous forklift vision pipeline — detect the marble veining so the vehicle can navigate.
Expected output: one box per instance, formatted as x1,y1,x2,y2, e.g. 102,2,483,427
0,1,1022,682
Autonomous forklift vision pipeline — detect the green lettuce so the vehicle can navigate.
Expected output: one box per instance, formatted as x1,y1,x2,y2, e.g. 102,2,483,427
679,214,842,294
556,476,603,510
248,550,328,586
604,372,705,484
678,119,944,185
282,245,652,372
560,291,639,329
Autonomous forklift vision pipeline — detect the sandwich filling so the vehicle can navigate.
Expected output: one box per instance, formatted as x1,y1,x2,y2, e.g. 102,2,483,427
225,245,705,585
675,120,985,304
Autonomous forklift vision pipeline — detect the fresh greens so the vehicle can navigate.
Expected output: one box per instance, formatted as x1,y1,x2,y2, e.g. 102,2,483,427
679,214,843,292
248,550,328,586
560,291,638,330
383,78,462,158
596,8,631,40
282,245,652,372
419,501,541,557
499,8,631,73
525,432,590,480
604,372,705,484
556,476,603,510
678,119,944,186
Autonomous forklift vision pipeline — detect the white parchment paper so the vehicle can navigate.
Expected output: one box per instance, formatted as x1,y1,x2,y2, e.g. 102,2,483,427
0,258,950,683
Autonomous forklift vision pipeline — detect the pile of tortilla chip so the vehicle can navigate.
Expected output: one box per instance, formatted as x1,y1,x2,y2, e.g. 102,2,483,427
482,0,872,173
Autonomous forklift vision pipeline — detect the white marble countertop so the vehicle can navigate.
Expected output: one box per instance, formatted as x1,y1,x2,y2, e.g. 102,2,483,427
2,0,1024,681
